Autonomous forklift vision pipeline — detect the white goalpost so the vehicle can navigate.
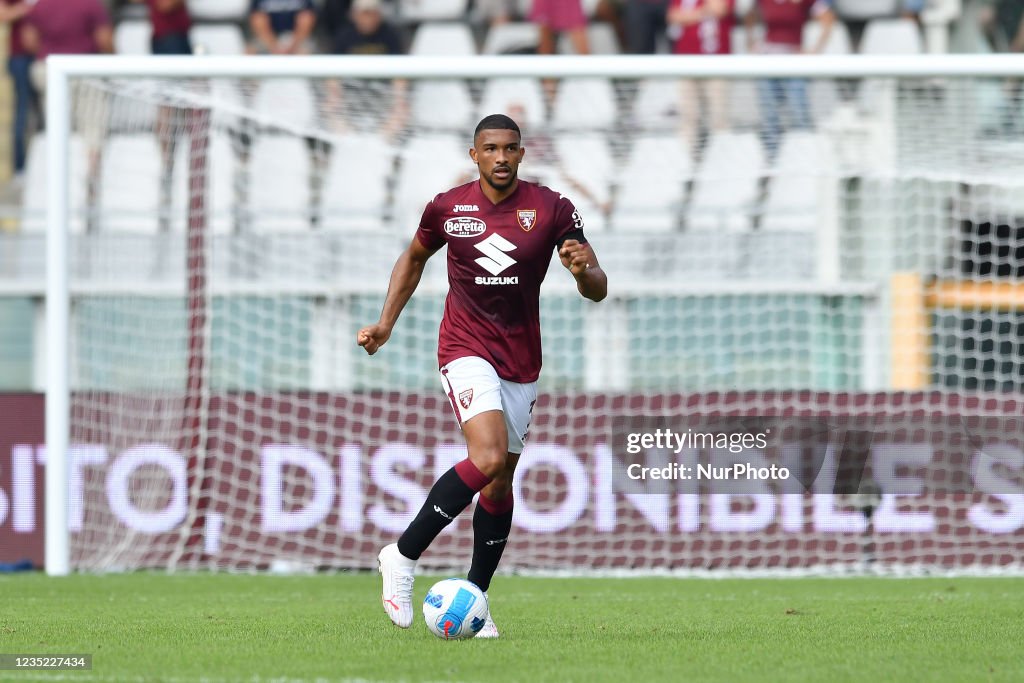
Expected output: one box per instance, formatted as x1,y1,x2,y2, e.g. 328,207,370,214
42,54,1024,576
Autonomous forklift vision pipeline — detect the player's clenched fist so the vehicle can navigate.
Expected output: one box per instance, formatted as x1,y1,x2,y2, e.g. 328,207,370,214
559,239,590,277
357,324,391,355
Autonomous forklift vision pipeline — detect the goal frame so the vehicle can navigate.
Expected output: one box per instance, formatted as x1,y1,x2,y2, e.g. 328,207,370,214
44,53,1024,576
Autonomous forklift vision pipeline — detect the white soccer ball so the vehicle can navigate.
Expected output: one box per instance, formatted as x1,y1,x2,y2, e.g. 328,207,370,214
422,578,488,640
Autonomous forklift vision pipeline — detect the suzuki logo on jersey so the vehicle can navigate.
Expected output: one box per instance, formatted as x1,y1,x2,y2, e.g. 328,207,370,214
474,233,519,285
453,204,480,212
445,216,487,238
517,209,537,232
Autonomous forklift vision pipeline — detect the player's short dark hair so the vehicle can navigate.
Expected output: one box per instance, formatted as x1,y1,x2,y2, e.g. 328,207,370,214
474,114,521,144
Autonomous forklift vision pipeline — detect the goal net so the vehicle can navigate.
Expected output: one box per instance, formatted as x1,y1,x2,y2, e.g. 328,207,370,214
40,55,1024,574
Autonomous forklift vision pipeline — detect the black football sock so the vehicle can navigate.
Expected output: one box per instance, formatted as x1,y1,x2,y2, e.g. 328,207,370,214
467,492,514,593
397,459,492,561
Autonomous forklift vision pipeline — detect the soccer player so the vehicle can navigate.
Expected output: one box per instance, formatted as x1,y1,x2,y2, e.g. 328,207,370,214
357,114,607,638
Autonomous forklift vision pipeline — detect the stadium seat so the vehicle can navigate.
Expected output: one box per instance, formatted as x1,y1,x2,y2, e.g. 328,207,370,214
399,0,468,22
482,22,540,55
172,133,238,234
728,26,764,130
551,78,617,130
632,79,681,130
115,20,152,55
478,78,547,128
800,21,850,123
761,131,836,232
248,136,312,232
99,134,163,234
186,0,248,21
209,78,246,131
411,80,475,130
859,18,924,54
21,134,89,234
803,19,853,54
321,132,395,232
611,134,691,233
254,78,317,132
552,133,614,232
833,0,900,21
558,22,620,55
190,23,246,55
394,133,475,232
687,131,764,232
409,22,477,56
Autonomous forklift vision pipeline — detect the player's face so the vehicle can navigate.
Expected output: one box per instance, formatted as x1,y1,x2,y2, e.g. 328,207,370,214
471,129,525,192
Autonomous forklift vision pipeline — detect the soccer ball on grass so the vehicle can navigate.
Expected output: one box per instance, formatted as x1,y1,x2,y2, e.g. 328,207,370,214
422,578,488,640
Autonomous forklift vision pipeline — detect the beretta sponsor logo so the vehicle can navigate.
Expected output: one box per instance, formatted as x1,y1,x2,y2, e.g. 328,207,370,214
444,216,487,238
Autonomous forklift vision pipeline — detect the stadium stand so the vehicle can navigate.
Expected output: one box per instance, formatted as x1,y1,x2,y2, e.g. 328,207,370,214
114,19,152,55
761,130,836,233
21,135,88,234
411,80,475,130
189,23,247,55
408,21,477,55
99,134,163,234
687,131,764,233
610,133,691,233
185,0,248,22
859,17,926,54
248,135,313,232
478,77,547,127
482,22,540,54
398,0,468,22
320,132,394,232
558,22,619,54
551,77,618,129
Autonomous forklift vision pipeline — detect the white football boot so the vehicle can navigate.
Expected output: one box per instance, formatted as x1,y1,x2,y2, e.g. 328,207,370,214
476,591,499,639
378,543,416,628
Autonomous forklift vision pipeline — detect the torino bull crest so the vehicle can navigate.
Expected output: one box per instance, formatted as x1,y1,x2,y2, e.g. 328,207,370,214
517,209,537,232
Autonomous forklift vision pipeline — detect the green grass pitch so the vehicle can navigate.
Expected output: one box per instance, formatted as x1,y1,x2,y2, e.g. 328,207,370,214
2,573,1022,682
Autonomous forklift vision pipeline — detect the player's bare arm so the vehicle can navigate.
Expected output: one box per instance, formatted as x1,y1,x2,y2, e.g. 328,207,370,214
357,236,438,355
560,239,607,302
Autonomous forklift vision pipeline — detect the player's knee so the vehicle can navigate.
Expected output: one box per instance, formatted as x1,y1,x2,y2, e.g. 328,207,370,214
470,446,507,478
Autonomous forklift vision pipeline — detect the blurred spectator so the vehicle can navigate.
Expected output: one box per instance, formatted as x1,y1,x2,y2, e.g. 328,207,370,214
530,0,590,54
23,0,114,93
319,0,353,50
23,0,113,227
982,0,1024,52
319,0,396,52
324,0,406,140
333,0,401,55
981,0,1024,134
667,0,734,149
626,0,669,53
131,0,192,54
1,1,34,184
745,0,835,154
249,0,317,54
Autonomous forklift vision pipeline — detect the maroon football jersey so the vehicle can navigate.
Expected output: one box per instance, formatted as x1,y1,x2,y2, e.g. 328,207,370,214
416,179,586,383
